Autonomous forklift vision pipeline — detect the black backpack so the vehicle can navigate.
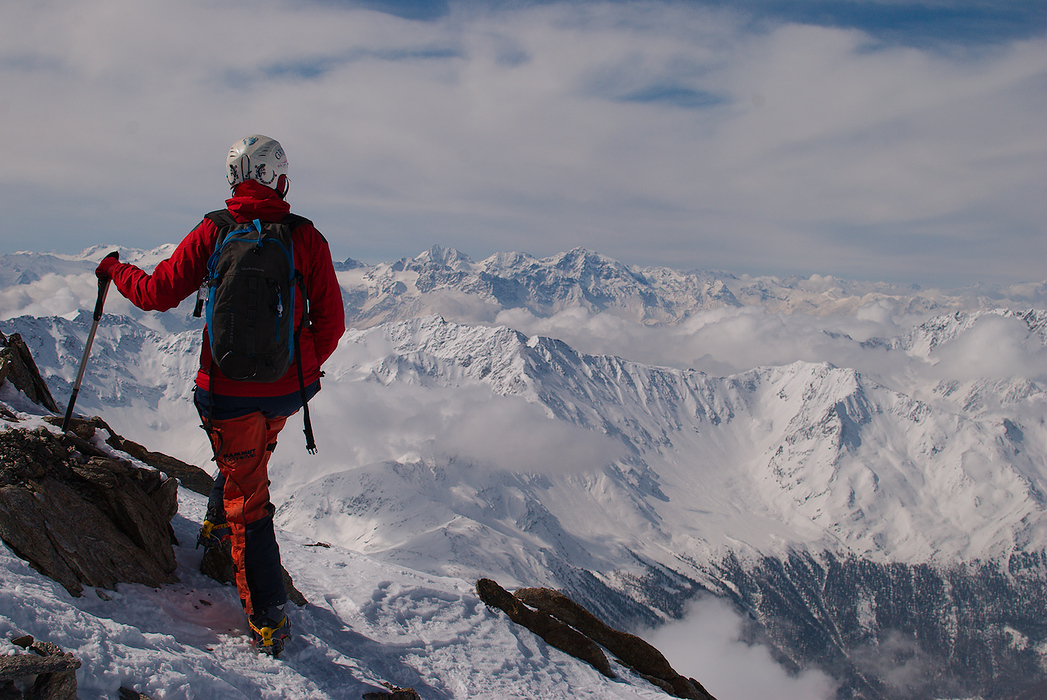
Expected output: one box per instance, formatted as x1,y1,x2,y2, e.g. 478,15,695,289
193,209,318,451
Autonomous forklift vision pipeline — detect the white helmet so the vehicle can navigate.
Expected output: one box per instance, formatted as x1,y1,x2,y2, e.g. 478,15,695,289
226,134,289,196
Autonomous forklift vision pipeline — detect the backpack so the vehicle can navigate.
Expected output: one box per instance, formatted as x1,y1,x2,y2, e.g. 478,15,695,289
193,210,318,451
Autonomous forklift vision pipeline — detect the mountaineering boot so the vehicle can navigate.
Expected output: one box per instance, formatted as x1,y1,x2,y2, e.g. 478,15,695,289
196,519,231,550
249,604,290,657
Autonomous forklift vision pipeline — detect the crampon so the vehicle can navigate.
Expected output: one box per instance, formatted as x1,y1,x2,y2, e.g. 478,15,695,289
249,605,290,657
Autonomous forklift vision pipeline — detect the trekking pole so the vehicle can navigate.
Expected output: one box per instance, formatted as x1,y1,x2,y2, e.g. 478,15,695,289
61,251,118,432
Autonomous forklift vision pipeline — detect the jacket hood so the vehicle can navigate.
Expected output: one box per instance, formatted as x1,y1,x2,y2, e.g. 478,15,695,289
225,180,291,222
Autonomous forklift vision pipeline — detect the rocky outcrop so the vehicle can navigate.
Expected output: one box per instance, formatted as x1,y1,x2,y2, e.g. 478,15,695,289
117,688,156,700
362,682,422,699
0,332,58,414
0,425,179,597
0,330,181,597
0,331,309,610
515,587,716,699
477,578,615,678
64,415,214,498
477,578,716,699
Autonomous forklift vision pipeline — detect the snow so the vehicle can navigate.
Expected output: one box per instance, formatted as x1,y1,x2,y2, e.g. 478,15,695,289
0,416,844,700
0,406,815,700
0,476,676,700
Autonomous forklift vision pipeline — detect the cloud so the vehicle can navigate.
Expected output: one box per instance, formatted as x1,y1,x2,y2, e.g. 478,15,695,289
645,596,838,700
928,313,1047,382
0,0,1044,287
848,629,959,699
0,269,150,322
283,372,626,491
493,301,1047,421
496,302,909,377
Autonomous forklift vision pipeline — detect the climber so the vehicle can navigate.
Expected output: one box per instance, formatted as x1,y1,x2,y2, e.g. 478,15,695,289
95,134,345,656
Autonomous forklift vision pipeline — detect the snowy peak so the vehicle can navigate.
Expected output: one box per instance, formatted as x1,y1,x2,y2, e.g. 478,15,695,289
410,245,475,269
342,246,743,328
335,246,1047,335
494,247,741,321
331,317,1047,569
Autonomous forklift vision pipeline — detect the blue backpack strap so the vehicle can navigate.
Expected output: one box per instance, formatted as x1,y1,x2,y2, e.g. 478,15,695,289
193,210,243,318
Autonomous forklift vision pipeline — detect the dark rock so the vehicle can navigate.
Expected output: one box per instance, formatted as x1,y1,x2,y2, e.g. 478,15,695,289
43,415,214,498
0,427,179,596
0,331,188,596
362,682,422,699
2,323,211,499
0,647,80,680
476,578,614,678
515,587,716,699
0,333,59,414
199,538,236,587
283,567,308,607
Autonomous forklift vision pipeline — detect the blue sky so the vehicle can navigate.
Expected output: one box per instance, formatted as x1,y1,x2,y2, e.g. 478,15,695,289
1,0,1044,287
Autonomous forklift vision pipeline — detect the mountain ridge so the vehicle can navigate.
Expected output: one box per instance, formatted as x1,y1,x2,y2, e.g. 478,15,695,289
340,245,1046,329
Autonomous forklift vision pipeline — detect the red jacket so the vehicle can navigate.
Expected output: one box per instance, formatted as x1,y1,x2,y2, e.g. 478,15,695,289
107,181,346,396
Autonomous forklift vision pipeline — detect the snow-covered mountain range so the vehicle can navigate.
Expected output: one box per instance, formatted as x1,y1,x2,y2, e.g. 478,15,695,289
337,245,1046,323
2,245,1045,699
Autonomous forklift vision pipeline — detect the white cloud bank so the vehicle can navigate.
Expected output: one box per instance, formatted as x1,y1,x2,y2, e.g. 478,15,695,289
646,597,839,700
299,378,627,480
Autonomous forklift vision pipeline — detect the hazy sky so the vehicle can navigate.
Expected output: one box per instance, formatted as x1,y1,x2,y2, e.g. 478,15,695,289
2,0,1044,287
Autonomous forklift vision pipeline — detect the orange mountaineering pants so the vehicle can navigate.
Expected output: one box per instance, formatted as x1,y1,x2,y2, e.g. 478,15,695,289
201,411,287,615
195,382,317,616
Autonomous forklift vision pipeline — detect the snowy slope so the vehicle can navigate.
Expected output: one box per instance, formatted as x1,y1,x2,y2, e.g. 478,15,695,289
0,391,840,700
277,317,1047,577
0,420,685,700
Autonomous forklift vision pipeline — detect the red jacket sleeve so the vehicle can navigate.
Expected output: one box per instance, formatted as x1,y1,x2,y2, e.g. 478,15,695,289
298,225,345,366
108,220,216,312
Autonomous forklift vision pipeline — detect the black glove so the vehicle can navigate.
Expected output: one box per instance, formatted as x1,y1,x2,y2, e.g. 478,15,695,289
95,251,120,280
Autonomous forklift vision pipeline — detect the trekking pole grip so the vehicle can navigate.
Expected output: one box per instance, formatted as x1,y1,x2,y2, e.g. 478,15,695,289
94,251,118,321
